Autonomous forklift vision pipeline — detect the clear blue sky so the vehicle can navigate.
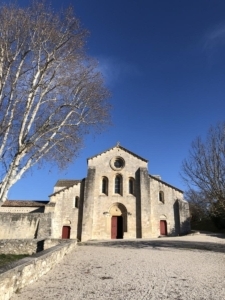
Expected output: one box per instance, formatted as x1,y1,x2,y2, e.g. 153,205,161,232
8,0,225,200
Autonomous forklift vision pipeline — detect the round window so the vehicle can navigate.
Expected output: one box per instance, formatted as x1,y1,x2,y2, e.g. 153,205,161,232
110,157,125,170
114,158,123,168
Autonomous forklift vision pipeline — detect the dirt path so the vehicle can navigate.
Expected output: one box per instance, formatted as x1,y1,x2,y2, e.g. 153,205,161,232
11,234,225,300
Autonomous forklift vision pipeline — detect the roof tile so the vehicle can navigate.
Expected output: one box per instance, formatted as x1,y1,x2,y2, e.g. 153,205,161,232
55,179,81,187
2,200,49,207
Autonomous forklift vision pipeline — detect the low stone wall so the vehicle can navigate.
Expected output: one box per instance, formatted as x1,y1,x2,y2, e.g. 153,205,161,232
0,239,68,255
43,238,69,249
0,240,76,300
0,239,44,255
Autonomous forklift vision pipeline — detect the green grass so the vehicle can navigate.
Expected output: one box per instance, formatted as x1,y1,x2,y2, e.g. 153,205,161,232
0,254,29,267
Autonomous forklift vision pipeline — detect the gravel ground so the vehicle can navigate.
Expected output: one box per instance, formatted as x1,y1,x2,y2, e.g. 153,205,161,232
12,233,225,300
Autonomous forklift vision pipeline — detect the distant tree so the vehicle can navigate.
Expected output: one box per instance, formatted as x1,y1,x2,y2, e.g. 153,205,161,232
182,123,225,226
185,189,223,231
0,2,110,201
185,189,209,222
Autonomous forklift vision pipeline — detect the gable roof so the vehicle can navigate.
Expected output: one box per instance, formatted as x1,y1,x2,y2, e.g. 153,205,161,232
49,179,82,197
2,200,49,207
87,144,148,163
55,179,81,187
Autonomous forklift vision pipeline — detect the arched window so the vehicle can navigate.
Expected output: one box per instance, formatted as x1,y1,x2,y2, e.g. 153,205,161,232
129,178,135,195
115,175,122,195
159,191,164,203
75,196,79,208
102,177,108,195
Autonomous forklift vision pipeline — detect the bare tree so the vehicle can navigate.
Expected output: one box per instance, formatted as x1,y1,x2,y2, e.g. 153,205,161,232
185,189,209,223
182,122,225,216
0,2,110,201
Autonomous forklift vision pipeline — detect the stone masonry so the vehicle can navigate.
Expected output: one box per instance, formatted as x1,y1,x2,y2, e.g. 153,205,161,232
0,144,191,241
48,144,190,240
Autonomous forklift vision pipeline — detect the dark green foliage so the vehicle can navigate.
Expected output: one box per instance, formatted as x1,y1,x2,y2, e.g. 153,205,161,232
0,254,28,267
186,189,225,231
210,203,225,229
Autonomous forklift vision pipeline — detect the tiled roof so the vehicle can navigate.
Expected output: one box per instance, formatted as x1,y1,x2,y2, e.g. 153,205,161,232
55,179,81,187
46,202,56,207
149,175,183,193
88,144,148,163
49,179,82,197
2,200,49,207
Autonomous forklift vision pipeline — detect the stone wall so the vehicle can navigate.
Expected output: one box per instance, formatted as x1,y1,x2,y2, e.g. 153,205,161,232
82,147,149,240
0,239,66,255
149,176,189,237
81,167,96,241
0,240,76,300
0,213,51,239
178,199,191,234
31,145,190,242
47,182,81,239
0,239,43,255
78,146,190,240
137,168,151,238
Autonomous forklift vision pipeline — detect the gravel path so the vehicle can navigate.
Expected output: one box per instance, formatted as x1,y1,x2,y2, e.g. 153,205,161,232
12,233,225,300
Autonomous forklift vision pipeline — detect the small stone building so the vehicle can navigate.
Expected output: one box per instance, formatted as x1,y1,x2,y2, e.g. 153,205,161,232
46,144,190,240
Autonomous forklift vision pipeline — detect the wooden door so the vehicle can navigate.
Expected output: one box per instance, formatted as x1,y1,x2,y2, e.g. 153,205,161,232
111,216,124,239
62,226,70,239
160,220,167,236
111,216,117,239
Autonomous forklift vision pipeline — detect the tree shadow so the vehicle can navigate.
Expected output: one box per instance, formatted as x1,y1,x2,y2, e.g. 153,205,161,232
198,231,225,240
79,237,225,253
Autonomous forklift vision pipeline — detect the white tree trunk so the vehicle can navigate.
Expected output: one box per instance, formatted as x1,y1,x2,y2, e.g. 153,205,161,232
0,2,110,201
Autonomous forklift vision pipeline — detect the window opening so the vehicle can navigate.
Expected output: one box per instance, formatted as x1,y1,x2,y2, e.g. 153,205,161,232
115,175,122,194
102,177,108,195
159,191,164,203
114,158,123,168
129,178,134,194
75,196,79,208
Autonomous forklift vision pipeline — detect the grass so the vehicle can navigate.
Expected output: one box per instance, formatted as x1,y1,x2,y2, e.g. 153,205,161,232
0,254,29,267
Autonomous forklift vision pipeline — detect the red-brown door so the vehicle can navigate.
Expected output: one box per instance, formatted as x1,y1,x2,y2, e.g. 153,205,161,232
160,220,167,235
111,216,117,239
62,226,70,239
111,216,123,239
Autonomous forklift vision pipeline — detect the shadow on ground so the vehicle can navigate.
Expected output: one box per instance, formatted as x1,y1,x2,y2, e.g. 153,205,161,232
79,235,225,253
198,231,225,239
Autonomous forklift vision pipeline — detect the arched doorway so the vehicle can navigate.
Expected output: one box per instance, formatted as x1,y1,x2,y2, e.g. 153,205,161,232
111,216,123,239
109,203,127,239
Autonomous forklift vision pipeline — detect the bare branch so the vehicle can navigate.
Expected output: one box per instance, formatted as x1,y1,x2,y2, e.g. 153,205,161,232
181,122,225,218
0,1,110,201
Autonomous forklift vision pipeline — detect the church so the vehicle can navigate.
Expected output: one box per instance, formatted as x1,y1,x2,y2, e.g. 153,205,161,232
0,144,190,241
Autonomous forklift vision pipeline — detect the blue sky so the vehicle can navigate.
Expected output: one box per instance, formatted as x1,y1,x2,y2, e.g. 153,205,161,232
8,0,225,200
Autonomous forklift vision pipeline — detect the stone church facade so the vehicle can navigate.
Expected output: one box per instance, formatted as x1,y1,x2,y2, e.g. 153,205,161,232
46,144,190,240
0,144,190,240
